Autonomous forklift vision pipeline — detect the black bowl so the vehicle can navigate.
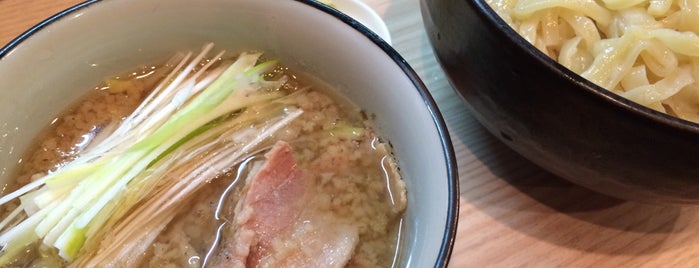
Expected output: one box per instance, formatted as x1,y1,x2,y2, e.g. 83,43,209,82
421,0,699,203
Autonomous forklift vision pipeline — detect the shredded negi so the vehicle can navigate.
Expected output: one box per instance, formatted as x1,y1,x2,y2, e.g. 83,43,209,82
0,44,303,265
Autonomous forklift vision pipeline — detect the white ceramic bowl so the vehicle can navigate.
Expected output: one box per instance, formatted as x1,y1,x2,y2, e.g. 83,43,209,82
0,0,457,266
330,0,392,44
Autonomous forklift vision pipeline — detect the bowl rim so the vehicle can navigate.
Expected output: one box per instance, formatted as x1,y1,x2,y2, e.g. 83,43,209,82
0,0,459,267
469,0,699,136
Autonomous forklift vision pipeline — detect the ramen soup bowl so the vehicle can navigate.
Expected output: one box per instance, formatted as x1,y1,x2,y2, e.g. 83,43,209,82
0,0,457,266
422,0,699,204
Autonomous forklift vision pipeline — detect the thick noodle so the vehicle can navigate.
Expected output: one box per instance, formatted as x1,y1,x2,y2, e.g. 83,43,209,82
486,0,699,122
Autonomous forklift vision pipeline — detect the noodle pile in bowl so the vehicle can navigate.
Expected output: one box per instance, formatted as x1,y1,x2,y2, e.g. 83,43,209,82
486,0,699,122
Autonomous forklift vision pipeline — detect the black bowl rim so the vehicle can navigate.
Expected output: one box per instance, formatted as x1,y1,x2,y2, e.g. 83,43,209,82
0,0,459,267
469,0,699,135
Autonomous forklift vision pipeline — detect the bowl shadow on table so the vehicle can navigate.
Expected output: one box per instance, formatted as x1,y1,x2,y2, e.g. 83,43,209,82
444,93,698,255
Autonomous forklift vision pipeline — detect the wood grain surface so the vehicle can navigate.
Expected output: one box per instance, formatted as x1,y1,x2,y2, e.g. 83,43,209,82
3,0,699,267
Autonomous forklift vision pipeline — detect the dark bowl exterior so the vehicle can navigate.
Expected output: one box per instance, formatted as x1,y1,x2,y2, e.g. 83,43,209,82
421,0,699,203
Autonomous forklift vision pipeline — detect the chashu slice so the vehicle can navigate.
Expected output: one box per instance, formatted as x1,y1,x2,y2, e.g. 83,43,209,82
212,141,359,268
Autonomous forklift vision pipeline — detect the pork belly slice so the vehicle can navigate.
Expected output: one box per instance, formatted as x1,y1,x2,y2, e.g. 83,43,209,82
212,141,359,268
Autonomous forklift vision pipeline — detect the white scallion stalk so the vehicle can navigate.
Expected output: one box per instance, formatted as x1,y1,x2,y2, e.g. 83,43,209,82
0,44,302,265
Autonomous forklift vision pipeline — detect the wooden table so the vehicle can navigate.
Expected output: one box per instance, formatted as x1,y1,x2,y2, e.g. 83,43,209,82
3,0,699,267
